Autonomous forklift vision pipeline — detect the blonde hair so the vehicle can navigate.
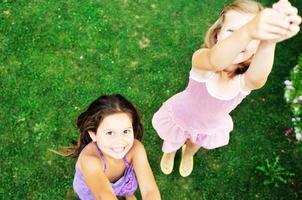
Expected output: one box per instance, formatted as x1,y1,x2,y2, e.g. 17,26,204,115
203,0,263,78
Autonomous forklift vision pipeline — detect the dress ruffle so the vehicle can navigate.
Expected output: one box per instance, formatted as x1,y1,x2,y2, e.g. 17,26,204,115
152,103,233,150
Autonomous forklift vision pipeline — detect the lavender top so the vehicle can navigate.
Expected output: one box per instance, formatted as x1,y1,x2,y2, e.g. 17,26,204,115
73,143,138,199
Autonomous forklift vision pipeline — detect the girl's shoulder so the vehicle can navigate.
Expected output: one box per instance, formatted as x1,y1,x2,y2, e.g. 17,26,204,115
131,139,145,152
78,142,99,158
126,139,145,162
77,143,105,173
192,48,218,72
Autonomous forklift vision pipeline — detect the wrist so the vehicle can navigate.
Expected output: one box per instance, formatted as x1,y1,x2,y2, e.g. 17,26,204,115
260,40,277,46
258,40,277,52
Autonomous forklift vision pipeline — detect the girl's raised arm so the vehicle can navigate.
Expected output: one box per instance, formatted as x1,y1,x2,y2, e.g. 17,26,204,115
192,23,253,72
241,41,276,90
243,6,301,90
192,8,291,73
132,140,161,200
79,155,118,200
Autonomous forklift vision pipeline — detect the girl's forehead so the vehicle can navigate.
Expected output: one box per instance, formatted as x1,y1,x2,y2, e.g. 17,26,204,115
224,10,256,27
99,112,132,129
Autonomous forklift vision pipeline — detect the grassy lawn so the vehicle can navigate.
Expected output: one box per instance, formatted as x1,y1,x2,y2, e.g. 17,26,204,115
1,0,302,199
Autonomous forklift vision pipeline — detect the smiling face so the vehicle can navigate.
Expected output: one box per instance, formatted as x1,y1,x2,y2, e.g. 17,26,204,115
217,10,260,65
89,112,134,159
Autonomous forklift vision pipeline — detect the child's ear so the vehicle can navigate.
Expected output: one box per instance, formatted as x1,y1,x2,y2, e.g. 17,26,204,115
88,131,97,142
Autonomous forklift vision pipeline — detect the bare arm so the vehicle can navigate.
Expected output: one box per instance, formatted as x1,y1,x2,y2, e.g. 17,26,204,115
192,26,252,72
132,140,161,200
243,2,301,90
208,26,252,70
79,155,118,200
243,41,276,90
192,9,290,72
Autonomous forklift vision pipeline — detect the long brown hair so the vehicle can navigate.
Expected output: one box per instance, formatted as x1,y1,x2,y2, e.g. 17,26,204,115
203,0,263,78
58,94,143,157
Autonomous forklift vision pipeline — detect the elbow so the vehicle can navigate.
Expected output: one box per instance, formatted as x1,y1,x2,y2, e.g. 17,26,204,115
253,82,266,90
249,78,267,90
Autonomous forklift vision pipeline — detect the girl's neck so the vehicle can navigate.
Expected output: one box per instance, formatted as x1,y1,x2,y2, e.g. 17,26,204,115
219,70,232,81
220,64,239,80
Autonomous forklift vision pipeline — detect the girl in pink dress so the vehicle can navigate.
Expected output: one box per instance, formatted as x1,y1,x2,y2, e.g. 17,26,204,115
152,0,301,177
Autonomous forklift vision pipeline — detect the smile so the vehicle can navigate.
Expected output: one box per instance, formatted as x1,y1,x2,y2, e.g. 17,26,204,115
111,146,126,153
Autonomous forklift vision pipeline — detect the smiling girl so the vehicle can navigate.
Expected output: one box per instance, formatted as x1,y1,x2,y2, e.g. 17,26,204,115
67,94,160,200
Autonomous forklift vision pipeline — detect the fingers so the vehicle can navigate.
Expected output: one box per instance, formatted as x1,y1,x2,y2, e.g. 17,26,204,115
265,15,301,38
271,2,300,28
251,8,300,41
265,24,288,36
272,3,282,12
273,4,281,12
273,0,295,18
266,14,290,29
267,1,300,42
287,23,300,36
276,22,300,42
273,0,291,11
262,32,286,40
286,15,302,26
279,6,298,16
278,0,291,8
263,9,290,29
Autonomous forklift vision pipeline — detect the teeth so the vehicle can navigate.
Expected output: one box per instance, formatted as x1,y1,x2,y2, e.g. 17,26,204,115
112,147,125,153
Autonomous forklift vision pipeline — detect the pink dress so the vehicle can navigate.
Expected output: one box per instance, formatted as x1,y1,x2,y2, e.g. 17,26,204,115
152,69,250,153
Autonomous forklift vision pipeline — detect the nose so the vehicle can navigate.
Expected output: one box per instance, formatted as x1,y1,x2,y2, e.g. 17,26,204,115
112,133,128,142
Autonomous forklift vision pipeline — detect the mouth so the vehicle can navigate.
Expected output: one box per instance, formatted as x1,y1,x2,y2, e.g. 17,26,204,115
111,146,126,153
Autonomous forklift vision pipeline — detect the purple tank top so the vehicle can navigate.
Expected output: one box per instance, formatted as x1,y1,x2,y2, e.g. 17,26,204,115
73,143,138,199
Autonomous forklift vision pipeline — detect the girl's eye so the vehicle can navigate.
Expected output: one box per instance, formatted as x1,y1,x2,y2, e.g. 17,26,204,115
106,131,113,135
123,130,130,134
226,29,234,32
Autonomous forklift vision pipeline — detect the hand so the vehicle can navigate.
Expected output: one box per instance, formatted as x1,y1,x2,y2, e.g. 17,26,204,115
273,0,291,14
272,0,302,43
246,8,290,41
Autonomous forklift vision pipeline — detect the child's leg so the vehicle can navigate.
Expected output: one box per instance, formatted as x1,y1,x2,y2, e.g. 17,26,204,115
185,139,201,157
125,195,137,200
160,140,184,174
179,140,201,177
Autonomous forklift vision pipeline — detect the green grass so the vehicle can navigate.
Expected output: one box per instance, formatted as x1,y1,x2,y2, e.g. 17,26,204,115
1,0,302,199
